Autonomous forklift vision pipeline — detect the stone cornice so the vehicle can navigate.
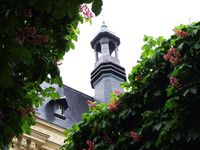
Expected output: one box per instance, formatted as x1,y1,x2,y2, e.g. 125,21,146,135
10,117,66,150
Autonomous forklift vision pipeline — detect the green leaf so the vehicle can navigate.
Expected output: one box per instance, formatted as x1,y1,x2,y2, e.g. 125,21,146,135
52,0,68,19
82,0,93,3
71,34,78,42
142,110,154,118
174,133,181,140
118,136,127,143
170,39,176,46
51,76,63,86
194,41,200,49
183,89,189,97
0,64,13,88
153,122,162,131
164,97,178,111
101,121,107,128
189,87,197,94
85,18,92,25
69,42,75,49
183,86,197,97
74,28,80,34
92,0,103,16
166,86,175,97
143,35,148,41
119,109,132,119
154,90,162,97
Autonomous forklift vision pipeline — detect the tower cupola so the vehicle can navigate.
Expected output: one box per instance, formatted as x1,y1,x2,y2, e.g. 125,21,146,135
90,23,126,103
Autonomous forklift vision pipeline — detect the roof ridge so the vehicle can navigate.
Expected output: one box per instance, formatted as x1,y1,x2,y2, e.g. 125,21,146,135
63,84,94,100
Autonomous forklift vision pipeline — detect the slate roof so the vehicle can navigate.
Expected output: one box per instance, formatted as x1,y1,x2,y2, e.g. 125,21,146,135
36,84,94,129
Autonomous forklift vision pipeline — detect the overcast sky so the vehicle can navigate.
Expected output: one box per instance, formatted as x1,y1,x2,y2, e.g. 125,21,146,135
59,0,200,97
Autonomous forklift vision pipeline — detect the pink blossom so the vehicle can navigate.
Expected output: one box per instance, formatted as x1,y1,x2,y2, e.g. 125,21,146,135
86,100,96,108
163,48,182,65
163,54,170,61
173,29,188,38
32,35,48,46
170,76,182,88
80,4,94,18
16,9,32,17
169,57,179,65
108,103,117,111
167,48,176,55
86,140,95,150
108,99,119,111
113,89,122,95
103,133,112,144
130,131,140,142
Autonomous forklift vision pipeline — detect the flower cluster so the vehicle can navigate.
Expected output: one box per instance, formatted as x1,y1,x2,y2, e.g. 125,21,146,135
163,48,182,65
173,29,188,38
108,99,120,111
17,27,37,39
16,8,32,17
113,89,122,95
32,35,49,46
17,27,49,46
170,76,182,88
130,131,140,142
15,8,49,46
103,133,112,144
86,140,95,150
80,5,94,18
86,100,96,109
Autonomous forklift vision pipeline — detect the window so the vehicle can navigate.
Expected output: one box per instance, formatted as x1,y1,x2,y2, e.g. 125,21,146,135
53,97,68,119
55,104,65,116
54,104,66,119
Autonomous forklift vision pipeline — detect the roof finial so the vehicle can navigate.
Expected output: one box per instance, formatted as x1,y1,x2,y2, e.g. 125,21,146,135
102,12,105,24
102,20,105,25
101,17,107,30
100,7,107,29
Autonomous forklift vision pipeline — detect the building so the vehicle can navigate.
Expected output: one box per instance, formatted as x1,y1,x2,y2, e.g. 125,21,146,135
9,84,93,150
10,23,126,150
91,22,126,103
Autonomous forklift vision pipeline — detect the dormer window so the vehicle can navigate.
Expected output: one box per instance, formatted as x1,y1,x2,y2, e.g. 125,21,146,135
51,97,68,120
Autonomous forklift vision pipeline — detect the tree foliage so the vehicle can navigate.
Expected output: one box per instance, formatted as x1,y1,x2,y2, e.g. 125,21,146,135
63,22,200,150
0,0,102,148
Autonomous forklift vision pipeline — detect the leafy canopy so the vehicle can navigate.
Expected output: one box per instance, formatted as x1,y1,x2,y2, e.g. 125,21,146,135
63,22,200,150
0,0,102,148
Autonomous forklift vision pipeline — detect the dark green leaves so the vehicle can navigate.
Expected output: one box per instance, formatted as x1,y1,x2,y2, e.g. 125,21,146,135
82,0,94,3
0,0,102,148
164,97,178,111
194,41,200,49
153,122,162,131
92,0,103,16
63,18,200,150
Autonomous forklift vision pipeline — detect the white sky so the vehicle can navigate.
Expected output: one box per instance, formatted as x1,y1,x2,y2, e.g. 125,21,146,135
59,0,200,96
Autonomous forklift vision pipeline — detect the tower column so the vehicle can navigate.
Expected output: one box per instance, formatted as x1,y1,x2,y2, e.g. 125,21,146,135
100,38,109,56
95,50,98,62
114,43,119,59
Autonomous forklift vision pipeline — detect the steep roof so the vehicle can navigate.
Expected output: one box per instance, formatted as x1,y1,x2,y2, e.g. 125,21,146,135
36,84,94,129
